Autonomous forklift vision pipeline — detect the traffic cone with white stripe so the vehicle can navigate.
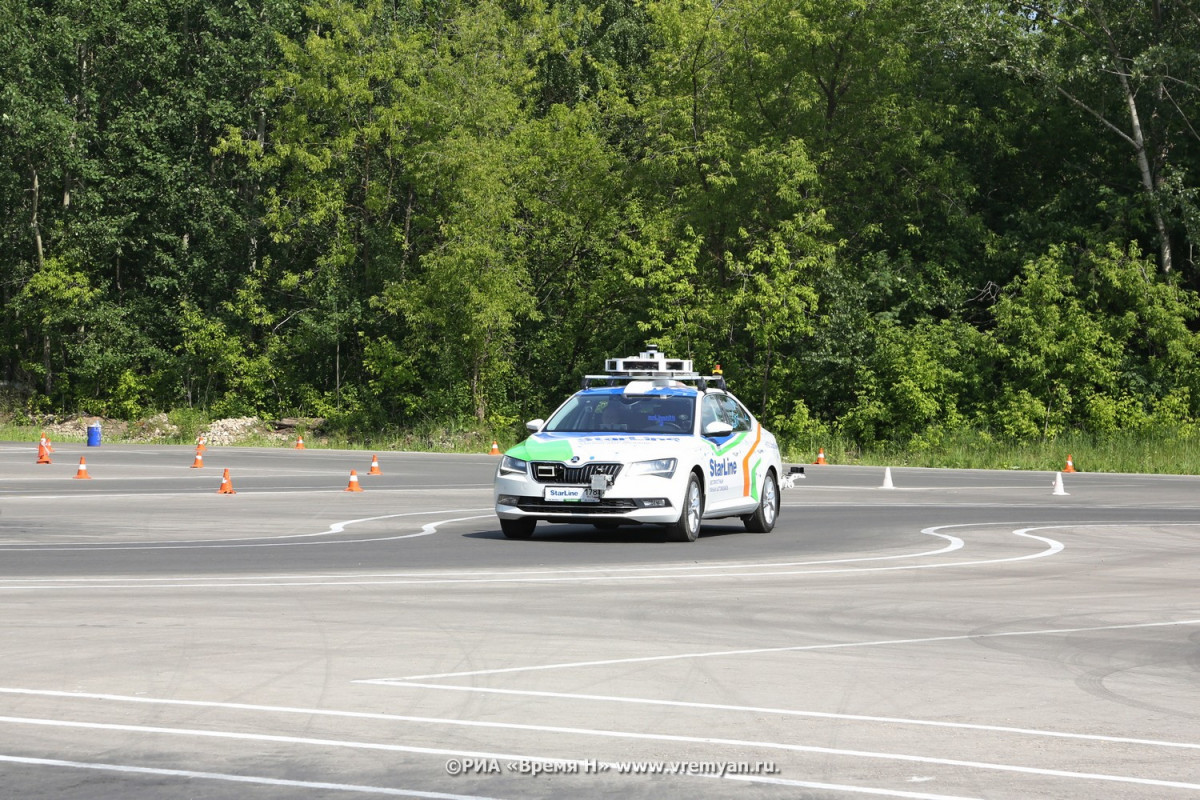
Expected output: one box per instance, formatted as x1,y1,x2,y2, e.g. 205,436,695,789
489,441,500,456
368,454,382,476
345,470,364,492
191,449,204,468
36,442,52,464
217,468,237,494
813,447,827,465
295,435,306,450
1063,454,1077,473
73,457,92,479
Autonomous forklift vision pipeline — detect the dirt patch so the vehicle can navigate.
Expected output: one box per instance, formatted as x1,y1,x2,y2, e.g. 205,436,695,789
40,416,128,440
203,416,280,445
127,413,181,442
31,414,325,446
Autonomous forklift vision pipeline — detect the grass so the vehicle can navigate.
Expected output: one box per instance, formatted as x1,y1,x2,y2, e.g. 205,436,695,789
790,428,1200,475
0,417,505,456
6,417,1199,475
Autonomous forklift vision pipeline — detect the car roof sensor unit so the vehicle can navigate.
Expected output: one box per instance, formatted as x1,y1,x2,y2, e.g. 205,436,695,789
580,344,726,391
604,344,692,376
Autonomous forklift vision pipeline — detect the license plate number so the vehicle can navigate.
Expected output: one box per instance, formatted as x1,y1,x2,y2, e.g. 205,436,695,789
544,486,599,502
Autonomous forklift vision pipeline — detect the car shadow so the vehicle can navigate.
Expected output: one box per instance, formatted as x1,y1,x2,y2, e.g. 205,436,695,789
465,521,751,543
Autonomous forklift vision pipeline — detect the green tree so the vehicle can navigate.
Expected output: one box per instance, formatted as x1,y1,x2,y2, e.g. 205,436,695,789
1,0,300,412
951,0,1200,276
987,243,1200,437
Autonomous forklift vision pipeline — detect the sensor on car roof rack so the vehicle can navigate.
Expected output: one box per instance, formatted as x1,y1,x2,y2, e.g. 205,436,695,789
580,344,725,390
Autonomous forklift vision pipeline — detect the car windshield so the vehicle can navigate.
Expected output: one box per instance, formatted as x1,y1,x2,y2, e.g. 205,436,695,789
545,393,695,434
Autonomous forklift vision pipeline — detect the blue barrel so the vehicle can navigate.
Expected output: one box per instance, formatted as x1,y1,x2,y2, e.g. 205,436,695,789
87,423,101,447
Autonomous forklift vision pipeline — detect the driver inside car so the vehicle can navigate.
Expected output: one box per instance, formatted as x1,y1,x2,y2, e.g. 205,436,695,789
599,401,628,431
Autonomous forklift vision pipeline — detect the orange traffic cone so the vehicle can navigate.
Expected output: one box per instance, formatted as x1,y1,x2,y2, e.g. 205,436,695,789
196,434,207,454
295,435,306,450
1063,454,1077,473
73,457,92,479
217,468,237,494
489,441,500,455
40,433,55,452
345,470,364,492
368,455,382,476
813,447,827,465
37,442,52,464
191,450,205,468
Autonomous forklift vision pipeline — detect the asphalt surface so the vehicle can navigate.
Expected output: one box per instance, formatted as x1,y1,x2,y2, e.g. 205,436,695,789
1,441,1198,799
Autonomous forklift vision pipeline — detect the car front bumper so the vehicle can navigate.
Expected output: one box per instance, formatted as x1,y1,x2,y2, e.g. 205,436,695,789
494,471,684,525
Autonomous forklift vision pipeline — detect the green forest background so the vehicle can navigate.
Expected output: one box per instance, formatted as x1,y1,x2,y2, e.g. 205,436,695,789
3,0,1199,465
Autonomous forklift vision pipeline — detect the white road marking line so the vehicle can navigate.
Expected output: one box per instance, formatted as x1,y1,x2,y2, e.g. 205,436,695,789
0,523,962,575
785,502,1200,510
0,755,984,800
371,682,1200,751
721,774,984,798
368,617,1200,680
0,754,499,799
1,713,1198,792
0,522,1060,590
0,486,494,499
2,470,475,480
0,513,494,553
5,684,1197,753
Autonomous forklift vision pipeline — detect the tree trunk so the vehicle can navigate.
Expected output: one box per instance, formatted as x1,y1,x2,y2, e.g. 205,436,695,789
30,169,44,270
43,335,51,395
1117,71,1173,274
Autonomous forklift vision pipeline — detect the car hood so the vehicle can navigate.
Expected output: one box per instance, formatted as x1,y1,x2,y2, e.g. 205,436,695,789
505,432,689,464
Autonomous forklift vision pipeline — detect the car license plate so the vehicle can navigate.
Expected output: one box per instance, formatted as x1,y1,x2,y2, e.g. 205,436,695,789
544,486,598,502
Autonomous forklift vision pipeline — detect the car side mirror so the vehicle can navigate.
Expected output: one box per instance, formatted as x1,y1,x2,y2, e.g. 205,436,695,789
525,419,545,432
703,420,733,437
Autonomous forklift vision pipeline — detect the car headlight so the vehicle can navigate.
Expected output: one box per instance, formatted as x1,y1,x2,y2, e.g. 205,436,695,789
628,458,677,478
498,455,528,475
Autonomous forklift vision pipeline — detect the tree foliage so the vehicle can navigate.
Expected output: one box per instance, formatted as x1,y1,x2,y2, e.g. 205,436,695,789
2,0,1198,448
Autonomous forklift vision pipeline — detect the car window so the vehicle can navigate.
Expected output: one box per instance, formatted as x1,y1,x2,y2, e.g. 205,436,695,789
546,394,695,434
544,396,589,431
717,394,752,433
701,395,725,430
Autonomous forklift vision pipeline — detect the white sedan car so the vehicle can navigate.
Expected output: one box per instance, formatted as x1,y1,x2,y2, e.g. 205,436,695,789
494,373,783,541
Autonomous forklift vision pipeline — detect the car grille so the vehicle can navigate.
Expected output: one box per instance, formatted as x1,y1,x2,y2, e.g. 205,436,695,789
512,496,639,515
530,461,623,484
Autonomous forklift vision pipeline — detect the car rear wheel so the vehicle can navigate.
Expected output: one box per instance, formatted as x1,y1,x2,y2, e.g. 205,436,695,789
665,473,703,542
743,471,779,533
500,517,536,539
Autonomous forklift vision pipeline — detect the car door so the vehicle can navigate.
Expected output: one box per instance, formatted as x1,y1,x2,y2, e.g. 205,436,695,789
700,393,751,512
714,393,761,513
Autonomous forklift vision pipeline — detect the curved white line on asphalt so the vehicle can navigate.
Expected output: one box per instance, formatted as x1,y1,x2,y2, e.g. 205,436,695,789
0,510,495,551
0,522,1065,590
0,755,499,799
0,520,960,568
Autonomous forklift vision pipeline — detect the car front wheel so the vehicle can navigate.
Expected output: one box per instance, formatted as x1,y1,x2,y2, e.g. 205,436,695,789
743,471,779,533
665,473,703,542
500,517,536,539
